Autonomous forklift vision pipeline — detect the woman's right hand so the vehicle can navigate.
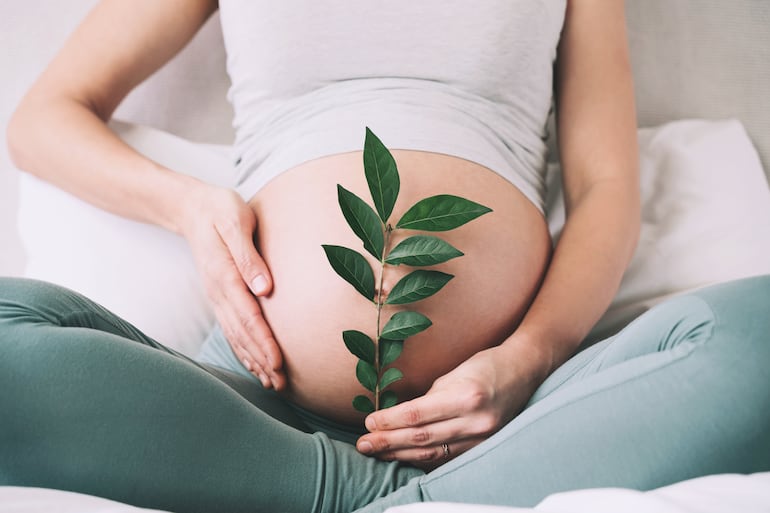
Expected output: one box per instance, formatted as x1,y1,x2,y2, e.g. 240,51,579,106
179,181,286,390
6,0,285,383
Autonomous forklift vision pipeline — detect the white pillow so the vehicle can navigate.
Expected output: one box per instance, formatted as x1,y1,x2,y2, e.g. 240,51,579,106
3,472,768,513
18,121,235,356
545,118,770,343
18,118,770,355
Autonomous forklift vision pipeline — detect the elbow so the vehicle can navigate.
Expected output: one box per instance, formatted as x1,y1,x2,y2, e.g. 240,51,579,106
627,207,641,263
628,175,642,246
6,99,42,176
6,106,29,173
8,86,110,176
623,185,642,265
6,92,79,177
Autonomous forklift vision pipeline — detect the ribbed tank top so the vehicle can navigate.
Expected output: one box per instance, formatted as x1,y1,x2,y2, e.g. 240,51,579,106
218,1,566,212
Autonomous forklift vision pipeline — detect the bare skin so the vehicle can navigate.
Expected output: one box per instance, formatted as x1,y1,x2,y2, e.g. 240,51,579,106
357,0,639,468
250,150,550,425
7,0,639,470
7,0,285,390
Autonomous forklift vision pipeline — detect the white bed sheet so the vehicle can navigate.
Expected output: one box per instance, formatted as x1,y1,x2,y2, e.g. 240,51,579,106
2,472,768,512
387,472,770,513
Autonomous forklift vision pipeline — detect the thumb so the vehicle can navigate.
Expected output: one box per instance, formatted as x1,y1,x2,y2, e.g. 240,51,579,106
225,226,273,297
242,247,273,297
249,270,272,296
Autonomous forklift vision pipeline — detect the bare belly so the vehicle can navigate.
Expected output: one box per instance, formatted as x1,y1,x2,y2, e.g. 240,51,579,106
249,150,551,425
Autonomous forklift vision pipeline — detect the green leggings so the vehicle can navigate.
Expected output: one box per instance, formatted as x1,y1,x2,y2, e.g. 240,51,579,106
1,276,769,513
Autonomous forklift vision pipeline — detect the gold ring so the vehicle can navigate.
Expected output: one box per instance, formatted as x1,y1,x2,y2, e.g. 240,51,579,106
441,443,450,459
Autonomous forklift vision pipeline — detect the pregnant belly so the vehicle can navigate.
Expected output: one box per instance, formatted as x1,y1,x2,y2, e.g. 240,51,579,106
249,150,551,426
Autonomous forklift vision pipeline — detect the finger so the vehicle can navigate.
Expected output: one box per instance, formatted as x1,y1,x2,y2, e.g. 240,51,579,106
358,416,482,455
211,274,276,387
245,332,286,392
217,209,273,297
379,437,484,470
230,336,270,387
217,305,274,388
237,302,283,372
365,389,464,432
215,261,286,387
235,302,286,390
235,348,271,388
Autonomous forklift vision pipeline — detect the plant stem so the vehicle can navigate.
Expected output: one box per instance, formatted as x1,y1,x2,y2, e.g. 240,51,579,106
374,223,394,410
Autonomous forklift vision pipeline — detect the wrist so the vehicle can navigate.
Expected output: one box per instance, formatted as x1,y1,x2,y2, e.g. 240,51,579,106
155,170,209,235
497,331,556,386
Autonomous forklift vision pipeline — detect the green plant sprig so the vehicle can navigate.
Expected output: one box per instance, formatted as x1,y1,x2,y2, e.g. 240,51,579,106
322,127,492,413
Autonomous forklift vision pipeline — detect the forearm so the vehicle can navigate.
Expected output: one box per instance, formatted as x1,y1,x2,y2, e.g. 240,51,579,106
7,96,198,233
6,0,218,234
499,0,640,378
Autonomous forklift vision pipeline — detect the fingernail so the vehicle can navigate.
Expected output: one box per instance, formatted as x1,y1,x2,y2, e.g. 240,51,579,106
358,441,373,454
365,416,377,431
241,358,251,371
251,275,268,295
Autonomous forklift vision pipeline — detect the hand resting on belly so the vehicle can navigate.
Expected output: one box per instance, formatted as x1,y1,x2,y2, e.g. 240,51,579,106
249,150,551,426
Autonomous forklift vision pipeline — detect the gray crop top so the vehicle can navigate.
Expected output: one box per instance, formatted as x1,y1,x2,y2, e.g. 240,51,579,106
218,1,567,212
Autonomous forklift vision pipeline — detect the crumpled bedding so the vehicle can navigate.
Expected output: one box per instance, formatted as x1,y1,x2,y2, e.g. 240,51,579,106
387,472,770,513
2,472,768,513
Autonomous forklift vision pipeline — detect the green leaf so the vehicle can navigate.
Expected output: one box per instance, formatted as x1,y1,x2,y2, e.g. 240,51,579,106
343,330,375,365
385,270,454,305
385,235,464,266
380,390,398,409
337,185,384,260
322,245,375,301
353,395,375,413
356,360,378,392
363,127,400,223
396,195,492,231
380,311,432,340
378,367,403,391
379,339,403,367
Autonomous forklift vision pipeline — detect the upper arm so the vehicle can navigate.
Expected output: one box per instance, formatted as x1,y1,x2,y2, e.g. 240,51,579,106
554,0,638,210
26,0,218,120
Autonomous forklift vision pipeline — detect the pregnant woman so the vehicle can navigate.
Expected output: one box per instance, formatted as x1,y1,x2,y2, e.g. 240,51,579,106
3,1,769,512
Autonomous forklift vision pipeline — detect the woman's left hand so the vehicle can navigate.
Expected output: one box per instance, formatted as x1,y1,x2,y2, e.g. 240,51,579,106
355,342,550,470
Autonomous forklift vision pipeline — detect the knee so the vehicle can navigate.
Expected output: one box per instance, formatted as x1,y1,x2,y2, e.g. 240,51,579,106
684,276,770,396
0,277,79,328
690,275,770,346
693,274,770,316
0,277,67,304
